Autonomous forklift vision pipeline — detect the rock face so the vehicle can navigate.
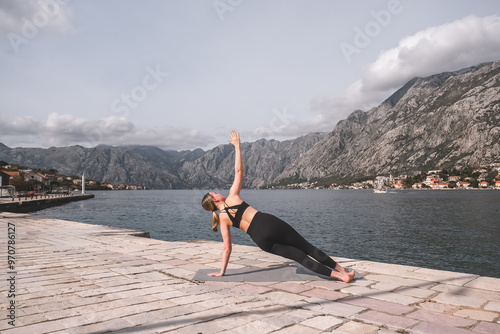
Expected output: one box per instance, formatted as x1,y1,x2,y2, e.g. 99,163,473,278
1,61,499,188
276,61,500,183
177,133,326,189
0,134,326,189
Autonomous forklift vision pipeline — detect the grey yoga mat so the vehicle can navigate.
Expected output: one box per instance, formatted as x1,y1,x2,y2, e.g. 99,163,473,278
192,263,333,282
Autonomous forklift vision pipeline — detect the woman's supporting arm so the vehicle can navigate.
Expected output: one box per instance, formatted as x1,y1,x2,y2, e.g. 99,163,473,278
208,220,232,276
220,221,232,274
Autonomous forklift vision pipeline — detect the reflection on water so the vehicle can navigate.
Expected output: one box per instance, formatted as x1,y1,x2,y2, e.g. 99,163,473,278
33,189,500,278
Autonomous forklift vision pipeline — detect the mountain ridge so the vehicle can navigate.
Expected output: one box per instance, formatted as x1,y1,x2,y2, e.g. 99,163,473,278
275,60,500,184
1,60,499,188
0,133,327,189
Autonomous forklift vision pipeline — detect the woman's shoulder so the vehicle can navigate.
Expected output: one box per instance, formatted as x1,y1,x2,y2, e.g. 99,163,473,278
225,194,244,205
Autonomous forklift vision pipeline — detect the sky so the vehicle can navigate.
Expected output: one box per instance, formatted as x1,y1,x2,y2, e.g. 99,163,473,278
1,0,500,151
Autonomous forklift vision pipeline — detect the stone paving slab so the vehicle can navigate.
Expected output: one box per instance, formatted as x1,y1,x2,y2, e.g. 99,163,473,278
0,212,499,333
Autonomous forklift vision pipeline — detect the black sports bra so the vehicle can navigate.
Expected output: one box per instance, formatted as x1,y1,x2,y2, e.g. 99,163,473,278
221,201,249,229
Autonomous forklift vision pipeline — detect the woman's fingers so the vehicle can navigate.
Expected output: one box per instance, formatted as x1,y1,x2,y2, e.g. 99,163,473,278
228,131,240,145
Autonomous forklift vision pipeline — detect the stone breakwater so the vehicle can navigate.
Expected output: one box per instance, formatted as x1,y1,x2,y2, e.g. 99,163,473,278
0,212,499,334
0,194,94,213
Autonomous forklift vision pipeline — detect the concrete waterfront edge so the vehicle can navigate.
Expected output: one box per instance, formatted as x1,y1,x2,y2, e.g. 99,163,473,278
0,194,94,213
0,213,499,334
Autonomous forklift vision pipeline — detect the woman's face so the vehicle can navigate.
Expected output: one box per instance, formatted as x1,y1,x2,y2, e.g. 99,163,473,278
209,192,225,203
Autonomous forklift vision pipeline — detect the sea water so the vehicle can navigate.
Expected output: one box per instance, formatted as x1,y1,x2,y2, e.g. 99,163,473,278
33,189,500,278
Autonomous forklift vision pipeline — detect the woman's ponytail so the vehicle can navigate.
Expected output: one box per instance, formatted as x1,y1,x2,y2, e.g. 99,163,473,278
202,193,220,232
212,211,220,232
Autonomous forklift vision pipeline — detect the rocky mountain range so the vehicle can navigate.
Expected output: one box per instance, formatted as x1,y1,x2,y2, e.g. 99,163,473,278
276,60,500,184
1,60,499,189
0,134,326,189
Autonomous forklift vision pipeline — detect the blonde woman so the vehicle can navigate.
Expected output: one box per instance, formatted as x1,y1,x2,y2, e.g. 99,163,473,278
201,131,355,282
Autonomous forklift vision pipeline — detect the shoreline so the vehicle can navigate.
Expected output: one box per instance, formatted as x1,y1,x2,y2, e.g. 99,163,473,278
46,187,500,191
1,213,499,333
0,193,95,213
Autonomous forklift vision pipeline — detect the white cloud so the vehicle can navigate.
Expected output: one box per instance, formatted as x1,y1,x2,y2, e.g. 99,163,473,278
0,113,214,150
361,15,500,92
0,115,41,135
311,15,500,129
0,0,75,35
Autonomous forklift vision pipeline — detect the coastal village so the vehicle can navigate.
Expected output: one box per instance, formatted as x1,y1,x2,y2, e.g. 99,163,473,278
0,161,145,197
1,160,500,195
271,163,500,190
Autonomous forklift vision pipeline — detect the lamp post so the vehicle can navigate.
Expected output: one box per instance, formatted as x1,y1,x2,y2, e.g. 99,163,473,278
82,172,85,194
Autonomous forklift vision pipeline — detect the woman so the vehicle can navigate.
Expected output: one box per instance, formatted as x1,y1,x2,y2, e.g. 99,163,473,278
201,131,355,282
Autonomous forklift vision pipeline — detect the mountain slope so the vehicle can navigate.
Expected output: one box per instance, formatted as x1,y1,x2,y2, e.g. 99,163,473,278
178,133,326,188
276,61,500,184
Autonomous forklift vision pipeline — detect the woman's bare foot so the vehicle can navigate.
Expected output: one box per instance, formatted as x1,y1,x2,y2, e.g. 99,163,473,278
345,269,356,282
330,264,356,283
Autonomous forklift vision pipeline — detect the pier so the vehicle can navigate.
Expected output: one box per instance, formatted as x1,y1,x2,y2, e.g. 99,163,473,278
0,194,94,213
0,213,499,334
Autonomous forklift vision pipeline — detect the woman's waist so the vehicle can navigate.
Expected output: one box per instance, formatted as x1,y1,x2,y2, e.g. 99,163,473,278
246,210,269,235
239,206,259,233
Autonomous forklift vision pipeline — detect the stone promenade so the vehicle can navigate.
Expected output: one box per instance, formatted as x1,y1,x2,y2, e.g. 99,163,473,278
0,212,499,334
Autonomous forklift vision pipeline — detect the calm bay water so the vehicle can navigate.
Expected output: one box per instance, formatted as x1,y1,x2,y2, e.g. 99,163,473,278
33,189,500,278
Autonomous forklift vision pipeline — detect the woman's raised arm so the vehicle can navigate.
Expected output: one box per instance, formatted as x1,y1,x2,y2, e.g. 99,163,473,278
228,131,243,196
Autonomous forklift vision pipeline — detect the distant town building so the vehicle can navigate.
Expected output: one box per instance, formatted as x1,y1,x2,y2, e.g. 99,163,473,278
393,183,404,189
0,170,11,186
479,181,490,188
412,182,423,189
1,170,20,180
23,171,52,186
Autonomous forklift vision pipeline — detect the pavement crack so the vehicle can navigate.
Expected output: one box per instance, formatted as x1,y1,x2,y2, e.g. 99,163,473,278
158,270,203,284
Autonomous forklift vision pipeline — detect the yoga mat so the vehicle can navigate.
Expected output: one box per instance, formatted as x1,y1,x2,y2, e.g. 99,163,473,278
192,263,332,282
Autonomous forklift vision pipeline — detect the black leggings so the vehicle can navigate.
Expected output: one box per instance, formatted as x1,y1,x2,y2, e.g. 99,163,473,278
246,212,337,277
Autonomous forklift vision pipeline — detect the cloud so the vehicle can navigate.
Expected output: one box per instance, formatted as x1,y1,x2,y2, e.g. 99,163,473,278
0,113,214,150
311,15,500,127
361,15,500,92
250,114,329,142
0,115,41,135
0,0,75,35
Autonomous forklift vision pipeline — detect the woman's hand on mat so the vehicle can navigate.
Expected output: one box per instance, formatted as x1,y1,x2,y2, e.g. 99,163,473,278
208,271,224,277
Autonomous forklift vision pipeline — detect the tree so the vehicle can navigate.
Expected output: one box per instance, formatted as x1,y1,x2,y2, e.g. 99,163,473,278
470,178,479,188
402,177,414,189
486,170,498,185
9,176,26,190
